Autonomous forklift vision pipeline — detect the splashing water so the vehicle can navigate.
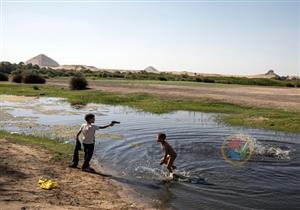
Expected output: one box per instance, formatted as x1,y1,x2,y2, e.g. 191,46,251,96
133,165,209,185
252,139,291,160
134,166,168,179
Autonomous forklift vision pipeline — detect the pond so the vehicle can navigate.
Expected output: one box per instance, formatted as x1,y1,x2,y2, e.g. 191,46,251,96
0,95,299,210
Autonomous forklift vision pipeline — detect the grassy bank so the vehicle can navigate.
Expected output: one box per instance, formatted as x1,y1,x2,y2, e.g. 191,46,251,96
49,73,300,88
0,82,300,133
0,130,73,161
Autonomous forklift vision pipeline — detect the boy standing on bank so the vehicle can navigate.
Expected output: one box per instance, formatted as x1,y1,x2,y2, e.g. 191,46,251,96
69,113,118,172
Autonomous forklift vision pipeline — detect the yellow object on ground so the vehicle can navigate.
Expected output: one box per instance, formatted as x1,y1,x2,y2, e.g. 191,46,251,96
38,177,58,190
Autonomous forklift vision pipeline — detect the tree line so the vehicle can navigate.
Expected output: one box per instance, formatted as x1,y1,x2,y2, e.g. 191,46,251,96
0,61,299,88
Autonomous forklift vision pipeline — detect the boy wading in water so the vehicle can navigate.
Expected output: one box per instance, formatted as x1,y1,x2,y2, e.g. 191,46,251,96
69,113,117,172
157,133,177,175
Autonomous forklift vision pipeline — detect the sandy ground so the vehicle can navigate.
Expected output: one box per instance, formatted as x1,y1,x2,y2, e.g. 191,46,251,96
48,79,300,112
0,95,36,103
0,138,148,210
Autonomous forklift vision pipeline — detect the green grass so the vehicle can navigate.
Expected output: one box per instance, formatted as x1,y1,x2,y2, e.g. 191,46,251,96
0,130,73,162
0,82,300,133
223,108,300,133
53,77,231,87
72,77,296,88
50,71,299,88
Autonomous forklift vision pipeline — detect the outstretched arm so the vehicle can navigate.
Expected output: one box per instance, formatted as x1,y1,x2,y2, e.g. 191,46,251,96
98,122,113,129
98,121,120,129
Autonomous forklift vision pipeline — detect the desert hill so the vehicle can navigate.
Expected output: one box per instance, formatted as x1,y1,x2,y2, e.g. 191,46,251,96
56,65,98,71
144,66,159,73
248,70,280,79
25,54,286,79
26,54,59,67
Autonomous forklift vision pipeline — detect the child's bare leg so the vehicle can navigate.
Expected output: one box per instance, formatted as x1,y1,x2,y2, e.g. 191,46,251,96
167,156,175,173
160,155,170,165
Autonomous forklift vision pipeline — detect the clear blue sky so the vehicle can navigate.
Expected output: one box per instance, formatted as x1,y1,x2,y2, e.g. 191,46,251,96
1,0,299,76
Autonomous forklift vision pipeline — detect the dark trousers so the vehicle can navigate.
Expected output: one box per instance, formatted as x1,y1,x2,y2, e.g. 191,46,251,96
71,142,94,169
82,143,95,169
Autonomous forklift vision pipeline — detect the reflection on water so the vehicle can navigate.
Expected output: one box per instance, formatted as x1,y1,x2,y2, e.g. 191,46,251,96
0,95,300,210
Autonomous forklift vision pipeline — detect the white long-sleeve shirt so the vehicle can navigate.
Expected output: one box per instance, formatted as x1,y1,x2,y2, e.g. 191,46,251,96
79,123,99,144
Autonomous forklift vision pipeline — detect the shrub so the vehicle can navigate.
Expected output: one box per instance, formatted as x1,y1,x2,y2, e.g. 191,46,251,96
0,62,18,74
23,73,46,84
196,77,202,82
70,76,88,90
286,83,295,88
0,73,8,81
33,85,40,90
203,78,215,83
159,76,167,81
12,74,23,83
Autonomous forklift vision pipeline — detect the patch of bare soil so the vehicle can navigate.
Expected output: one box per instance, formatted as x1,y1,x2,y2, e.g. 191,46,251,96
0,95,36,103
0,139,146,210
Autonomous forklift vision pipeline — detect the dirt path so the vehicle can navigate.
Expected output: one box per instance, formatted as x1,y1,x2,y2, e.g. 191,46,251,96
0,139,147,210
49,79,300,112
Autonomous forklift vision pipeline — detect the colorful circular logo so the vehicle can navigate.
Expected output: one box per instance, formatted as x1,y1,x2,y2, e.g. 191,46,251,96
221,134,255,165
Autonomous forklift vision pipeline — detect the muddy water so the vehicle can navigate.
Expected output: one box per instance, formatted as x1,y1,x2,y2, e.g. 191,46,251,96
0,95,299,210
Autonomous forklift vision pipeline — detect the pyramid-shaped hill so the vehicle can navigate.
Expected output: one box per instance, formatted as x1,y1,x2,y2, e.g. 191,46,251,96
264,70,279,78
26,54,59,67
144,66,159,73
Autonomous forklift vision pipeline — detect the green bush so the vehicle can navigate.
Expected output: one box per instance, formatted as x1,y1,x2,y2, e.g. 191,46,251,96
70,76,88,90
159,76,167,81
196,77,202,82
0,73,8,81
286,83,295,87
203,78,215,83
33,85,40,90
12,74,23,83
23,73,46,84
0,62,18,74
